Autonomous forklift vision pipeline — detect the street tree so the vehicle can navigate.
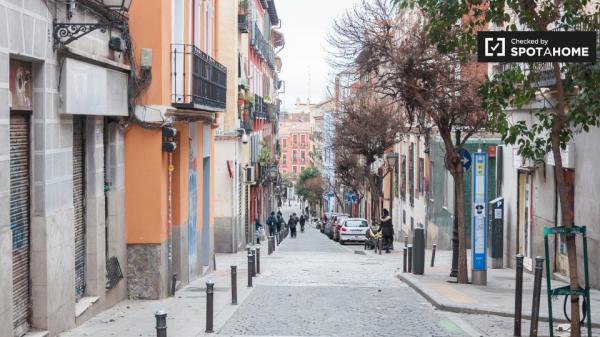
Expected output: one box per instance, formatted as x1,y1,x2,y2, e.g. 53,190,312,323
332,85,404,225
296,167,325,207
329,0,487,283
398,0,600,333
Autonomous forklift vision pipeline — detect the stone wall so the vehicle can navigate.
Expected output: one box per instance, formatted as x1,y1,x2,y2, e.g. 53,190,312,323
127,242,169,300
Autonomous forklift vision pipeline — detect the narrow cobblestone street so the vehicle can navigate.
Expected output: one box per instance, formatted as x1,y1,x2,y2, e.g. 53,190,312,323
215,206,513,337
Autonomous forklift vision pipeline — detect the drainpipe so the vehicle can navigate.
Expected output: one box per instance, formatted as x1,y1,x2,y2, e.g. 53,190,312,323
167,151,174,295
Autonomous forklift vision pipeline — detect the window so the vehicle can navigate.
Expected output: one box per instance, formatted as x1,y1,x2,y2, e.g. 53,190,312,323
429,161,434,201
402,210,406,224
283,139,287,148
282,154,287,165
401,155,406,200
409,143,414,207
418,158,424,194
301,135,305,146
293,135,297,145
410,217,414,231
301,151,305,162
292,150,297,163
293,166,297,174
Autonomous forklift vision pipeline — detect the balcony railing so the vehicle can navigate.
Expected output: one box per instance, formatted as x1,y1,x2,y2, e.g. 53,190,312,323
249,22,275,69
171,44,227,111
252,94,267,119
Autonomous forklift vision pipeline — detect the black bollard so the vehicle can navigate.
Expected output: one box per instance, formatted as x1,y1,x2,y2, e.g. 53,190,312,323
231,265,238,305
431,244,437,267
155,310,167,337
256,247,261,274
407,245,413,273
404,235,409,248
514,254,524,337
205,281,214,333
247,252,254,287
403,247,408,273
251,248,257,277
171,273,177,297
529,256,544,337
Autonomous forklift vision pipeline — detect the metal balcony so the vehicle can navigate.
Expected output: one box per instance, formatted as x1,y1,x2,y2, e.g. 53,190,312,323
171,44,227,112
249,22,275,70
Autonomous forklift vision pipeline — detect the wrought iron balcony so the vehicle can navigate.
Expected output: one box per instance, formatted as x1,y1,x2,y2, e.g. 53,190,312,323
249,22,275,70
171,44,227,111
252,94,267,119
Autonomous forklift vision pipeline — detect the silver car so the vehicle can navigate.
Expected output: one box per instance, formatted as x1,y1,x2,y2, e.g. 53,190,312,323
338,218,369,244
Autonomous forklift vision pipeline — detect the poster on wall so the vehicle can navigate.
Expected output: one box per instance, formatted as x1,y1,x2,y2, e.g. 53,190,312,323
9,59,33,111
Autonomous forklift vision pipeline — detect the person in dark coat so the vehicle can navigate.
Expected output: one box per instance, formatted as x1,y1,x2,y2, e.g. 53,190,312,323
266,212,277,236
299,215,306,232
380,209,394,253
288,214,298,238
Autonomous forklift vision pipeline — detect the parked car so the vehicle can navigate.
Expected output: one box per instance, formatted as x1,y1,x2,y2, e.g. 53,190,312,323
321,212,333,233
338,218,369,244
333,214,350,241
325,215,337,239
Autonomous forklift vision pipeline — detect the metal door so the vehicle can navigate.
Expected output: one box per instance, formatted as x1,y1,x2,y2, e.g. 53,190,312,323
10,113,31,337
73,116,87,298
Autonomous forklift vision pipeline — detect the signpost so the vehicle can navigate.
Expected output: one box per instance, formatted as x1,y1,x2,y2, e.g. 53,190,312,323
472,151,488,285
459,148,472,172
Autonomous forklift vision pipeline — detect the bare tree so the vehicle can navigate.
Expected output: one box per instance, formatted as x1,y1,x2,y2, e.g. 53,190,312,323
332,86,404,224
329,0,486,283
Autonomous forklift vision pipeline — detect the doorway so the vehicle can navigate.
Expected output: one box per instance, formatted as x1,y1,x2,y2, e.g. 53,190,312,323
517,171,533,270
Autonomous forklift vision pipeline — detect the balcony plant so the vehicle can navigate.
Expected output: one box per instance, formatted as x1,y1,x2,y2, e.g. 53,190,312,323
238,0,247,15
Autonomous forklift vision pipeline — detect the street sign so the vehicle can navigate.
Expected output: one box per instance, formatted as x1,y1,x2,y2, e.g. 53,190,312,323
459,148,472,172
472,151,488,285
344,192,358,204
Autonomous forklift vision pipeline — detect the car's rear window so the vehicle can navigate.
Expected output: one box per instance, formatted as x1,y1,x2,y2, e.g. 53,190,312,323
344,220,368,227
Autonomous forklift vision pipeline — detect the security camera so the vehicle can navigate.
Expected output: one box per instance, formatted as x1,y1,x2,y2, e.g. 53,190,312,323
242,133,249,144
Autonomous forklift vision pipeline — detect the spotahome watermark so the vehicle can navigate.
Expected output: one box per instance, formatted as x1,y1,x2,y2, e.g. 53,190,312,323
477,31,596,63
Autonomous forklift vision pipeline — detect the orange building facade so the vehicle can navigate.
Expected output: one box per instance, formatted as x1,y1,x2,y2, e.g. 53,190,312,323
126,0,225,299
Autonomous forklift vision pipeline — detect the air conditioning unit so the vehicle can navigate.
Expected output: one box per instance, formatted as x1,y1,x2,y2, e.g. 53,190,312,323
245,166,256,185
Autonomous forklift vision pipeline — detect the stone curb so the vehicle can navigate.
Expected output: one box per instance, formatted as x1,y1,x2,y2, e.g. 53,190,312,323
396,273,600,328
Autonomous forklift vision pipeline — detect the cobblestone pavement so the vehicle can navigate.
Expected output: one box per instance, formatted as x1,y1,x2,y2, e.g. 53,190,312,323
217,204,521,337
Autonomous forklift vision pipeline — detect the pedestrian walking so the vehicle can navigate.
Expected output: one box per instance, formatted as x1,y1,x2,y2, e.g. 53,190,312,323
288,214,298,238
266,212,276,236
299,215,306,233
380,209,394,253
254,218,263,244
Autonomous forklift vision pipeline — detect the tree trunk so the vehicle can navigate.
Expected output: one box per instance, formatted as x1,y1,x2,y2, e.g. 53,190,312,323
550,62,580,337
453,168,469,284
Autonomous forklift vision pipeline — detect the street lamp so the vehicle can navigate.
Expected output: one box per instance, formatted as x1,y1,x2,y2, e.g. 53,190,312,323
101,0,133,11
385,152,399,222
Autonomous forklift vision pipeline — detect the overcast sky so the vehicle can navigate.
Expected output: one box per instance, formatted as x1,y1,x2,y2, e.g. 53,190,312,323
276,0,360,109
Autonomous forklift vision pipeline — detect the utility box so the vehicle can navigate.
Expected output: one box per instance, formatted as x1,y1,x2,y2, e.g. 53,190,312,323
412,227,425,275
489,196,504,269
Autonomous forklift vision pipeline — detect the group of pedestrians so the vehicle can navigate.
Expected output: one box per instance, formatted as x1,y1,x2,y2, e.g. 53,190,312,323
253,205,314,242
287,213,307,238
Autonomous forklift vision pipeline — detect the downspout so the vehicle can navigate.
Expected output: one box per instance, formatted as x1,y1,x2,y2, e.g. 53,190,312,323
167,151,174,295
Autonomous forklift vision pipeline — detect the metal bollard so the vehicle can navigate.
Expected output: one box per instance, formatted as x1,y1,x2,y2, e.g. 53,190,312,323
529,256,544,337
251,249,257,277
514,254,524,337
404,235,409,248
256,247,261,274
407,245,413,273
431,244,437,267
171,273,177,297
231,265,238,305
205,281,214,333
155,310,167,337
403,247,408,273
247,252,254,287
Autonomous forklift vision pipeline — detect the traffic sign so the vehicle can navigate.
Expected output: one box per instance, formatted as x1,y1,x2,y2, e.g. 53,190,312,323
459,148,472,172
